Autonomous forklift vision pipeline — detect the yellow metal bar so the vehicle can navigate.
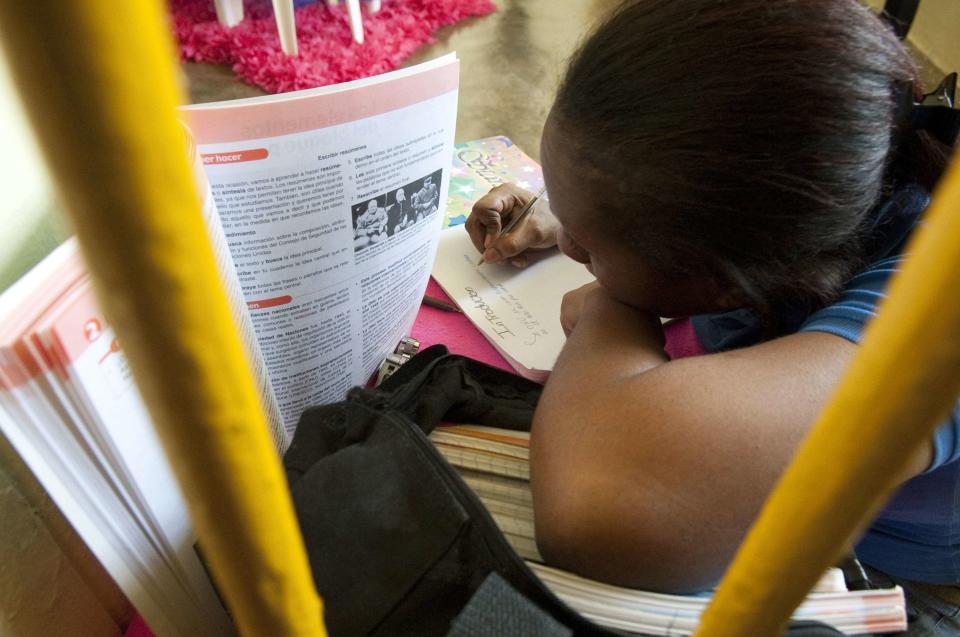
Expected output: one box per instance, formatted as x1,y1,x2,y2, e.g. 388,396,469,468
0,4,325,637
695,150,960,637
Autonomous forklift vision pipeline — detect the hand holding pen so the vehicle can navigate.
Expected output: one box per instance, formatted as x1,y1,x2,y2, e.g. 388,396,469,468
465,184,560,267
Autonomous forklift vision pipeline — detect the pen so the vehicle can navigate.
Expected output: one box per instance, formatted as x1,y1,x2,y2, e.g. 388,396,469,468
476,186,547,266
421,295,462,313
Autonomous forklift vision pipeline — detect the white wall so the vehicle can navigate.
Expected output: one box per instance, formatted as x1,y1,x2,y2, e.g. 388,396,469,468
909,0,960,73
866,0,960,72
0,46,67,292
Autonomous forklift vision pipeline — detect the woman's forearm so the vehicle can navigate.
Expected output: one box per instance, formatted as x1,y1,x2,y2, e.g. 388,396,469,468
552,294,668,388
530,293,694,587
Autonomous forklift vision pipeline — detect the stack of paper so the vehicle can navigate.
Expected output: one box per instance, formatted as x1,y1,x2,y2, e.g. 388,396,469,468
429,424,908,636
0,240,232,636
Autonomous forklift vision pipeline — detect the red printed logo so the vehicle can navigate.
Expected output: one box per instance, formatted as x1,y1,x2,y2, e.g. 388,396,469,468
83,319,102,343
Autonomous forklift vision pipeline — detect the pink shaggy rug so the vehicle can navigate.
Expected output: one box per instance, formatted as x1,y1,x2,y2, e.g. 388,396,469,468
171,0,495,93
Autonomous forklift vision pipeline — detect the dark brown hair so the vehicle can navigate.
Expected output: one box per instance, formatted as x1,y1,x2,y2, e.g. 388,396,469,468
553,0,952,317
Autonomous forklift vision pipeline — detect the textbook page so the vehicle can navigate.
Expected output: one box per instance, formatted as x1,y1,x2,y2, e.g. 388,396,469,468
432,228,595,382
184,127,288,452
183,55,459,434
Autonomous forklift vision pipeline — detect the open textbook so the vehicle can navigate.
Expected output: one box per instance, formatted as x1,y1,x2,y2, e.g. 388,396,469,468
434,137,595,381
430,424,909,636
0,55,459,636
183,53,459,435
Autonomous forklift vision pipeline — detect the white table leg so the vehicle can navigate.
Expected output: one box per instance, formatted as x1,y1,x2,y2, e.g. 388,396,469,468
272,0,299,56
346,0,364,44
213,0,244,27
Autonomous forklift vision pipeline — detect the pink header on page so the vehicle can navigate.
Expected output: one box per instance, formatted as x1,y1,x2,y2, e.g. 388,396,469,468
183,63,460,145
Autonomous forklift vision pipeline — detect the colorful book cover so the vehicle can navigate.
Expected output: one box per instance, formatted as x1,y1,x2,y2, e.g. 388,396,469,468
445,136,544,228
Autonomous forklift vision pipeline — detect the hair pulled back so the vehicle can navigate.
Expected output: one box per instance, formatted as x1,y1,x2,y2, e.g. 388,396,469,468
553,0,946,315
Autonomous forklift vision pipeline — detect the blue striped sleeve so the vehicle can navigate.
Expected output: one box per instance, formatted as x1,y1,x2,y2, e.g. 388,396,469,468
798,256,901,343
799,255,960,472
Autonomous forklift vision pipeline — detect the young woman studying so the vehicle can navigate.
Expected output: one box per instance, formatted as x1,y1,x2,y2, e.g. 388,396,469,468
465,0,959,633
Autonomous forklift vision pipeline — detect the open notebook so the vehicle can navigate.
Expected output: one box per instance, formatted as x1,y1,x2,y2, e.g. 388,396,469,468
432,231,594,382
434,137,596,382
429,424,908,636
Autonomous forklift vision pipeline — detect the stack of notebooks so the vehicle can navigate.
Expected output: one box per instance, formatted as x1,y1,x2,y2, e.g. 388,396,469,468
428,424,908,636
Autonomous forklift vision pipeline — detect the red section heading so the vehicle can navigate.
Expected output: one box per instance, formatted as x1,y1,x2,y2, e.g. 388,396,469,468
246,295,292,310
201,148,269,165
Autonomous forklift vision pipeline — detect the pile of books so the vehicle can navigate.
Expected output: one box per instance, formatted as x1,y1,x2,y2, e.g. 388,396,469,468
429,424,909,636
0,55,460,636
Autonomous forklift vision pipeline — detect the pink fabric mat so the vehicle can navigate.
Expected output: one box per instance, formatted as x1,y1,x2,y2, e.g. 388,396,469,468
123,615,153,637
171,0,496,93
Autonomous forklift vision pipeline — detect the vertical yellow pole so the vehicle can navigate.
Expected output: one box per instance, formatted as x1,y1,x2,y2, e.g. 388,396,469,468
695,150,960,637
0,4,325,637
